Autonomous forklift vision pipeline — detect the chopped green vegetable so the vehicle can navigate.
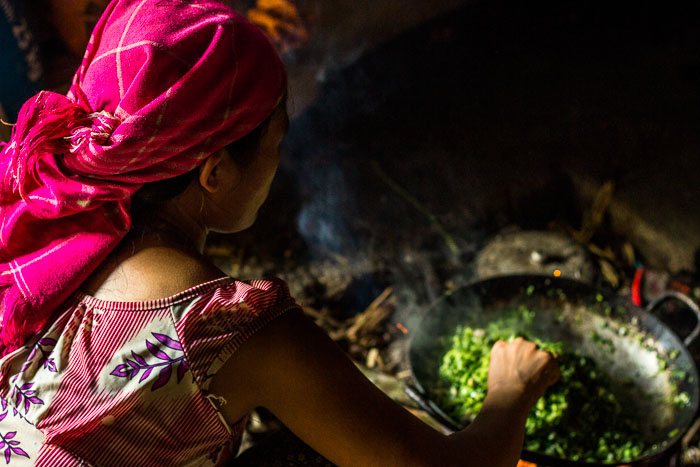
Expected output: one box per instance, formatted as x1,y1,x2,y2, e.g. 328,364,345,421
674,391,691,408
590,331,615,354
432,313,651,463
670,368,686,380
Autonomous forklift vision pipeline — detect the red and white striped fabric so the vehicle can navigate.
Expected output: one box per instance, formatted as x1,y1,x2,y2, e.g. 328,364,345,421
0,277,299,466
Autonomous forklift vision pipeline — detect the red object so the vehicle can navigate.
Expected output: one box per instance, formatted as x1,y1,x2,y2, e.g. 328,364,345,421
671,280,692,295
632,267,645,307
0,0,287,358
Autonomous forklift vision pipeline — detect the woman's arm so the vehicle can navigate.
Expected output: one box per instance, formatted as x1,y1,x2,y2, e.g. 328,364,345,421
209,309,558,467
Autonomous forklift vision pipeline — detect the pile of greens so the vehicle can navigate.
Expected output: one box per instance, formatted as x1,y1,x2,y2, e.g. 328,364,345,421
431,311,651,463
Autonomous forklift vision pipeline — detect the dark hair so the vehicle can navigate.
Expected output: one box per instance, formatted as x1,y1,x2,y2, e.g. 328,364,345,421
129,113,274,233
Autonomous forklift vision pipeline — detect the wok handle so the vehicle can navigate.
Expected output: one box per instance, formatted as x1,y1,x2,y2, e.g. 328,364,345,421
645,291,700,347
403,384,461,432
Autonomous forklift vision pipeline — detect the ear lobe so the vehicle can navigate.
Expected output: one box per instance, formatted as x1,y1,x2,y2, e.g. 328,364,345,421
199,151,237,193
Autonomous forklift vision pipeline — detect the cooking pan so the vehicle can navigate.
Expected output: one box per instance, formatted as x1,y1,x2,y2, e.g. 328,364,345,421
405,274,700,466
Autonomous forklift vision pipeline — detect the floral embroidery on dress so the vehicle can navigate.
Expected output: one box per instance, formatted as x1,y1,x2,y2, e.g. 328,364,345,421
19,338,58,374
0,413,29,463
110,333,189,391
13,338,58,378
10,384,43,414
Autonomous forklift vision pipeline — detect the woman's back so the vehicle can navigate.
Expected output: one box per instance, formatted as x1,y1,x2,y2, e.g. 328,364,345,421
82,244,225,302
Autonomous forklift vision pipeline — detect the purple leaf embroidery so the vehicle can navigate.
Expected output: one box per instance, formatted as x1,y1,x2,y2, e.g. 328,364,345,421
176,361,188,383
21,338,58,375
110,335,189,391
0,399,6,412
131,352,147,366
110,364,131,378
11,446,27,457
151,365,171,391
146,341,171,361
152,333,183,351
139,367,153,383
11,383,43,414
0,429,30,463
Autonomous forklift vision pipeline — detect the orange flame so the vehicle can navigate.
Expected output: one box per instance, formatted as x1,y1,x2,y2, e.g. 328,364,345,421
517,460,629,467
246,0,310,55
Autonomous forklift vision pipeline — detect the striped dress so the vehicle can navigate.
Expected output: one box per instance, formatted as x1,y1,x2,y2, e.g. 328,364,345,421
0,277,299,466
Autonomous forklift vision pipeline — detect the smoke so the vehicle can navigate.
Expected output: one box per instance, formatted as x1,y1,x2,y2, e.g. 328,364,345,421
295,157,358,258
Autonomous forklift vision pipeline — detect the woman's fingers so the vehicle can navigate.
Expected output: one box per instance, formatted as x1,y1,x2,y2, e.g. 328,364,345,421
488,337,561,408
541,354,561,386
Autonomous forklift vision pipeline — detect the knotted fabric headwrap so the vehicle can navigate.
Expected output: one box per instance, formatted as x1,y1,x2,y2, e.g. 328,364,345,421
0,0,287,358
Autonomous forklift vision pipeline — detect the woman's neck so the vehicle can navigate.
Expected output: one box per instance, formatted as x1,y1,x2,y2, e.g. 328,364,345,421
157,200,209,254
82,188,213,298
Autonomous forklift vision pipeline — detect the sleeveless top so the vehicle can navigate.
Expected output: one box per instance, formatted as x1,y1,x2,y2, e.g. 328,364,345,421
0,277,300,466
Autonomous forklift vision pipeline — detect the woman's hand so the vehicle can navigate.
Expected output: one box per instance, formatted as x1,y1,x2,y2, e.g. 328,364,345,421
487,337,561,410
442,338,561,467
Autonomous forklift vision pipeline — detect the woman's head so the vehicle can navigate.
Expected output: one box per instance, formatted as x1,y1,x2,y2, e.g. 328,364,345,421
131,99,289,237
197,101,289,233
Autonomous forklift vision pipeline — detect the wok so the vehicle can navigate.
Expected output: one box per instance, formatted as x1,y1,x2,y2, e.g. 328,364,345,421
406,274,700,466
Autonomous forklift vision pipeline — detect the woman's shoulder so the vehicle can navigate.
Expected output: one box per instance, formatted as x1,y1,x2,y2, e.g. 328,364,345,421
82,244,226,302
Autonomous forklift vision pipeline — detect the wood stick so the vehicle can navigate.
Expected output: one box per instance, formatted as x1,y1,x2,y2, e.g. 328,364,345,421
302,307,343,329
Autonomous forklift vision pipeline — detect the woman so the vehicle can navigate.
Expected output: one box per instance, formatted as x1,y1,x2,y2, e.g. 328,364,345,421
0,1,559,465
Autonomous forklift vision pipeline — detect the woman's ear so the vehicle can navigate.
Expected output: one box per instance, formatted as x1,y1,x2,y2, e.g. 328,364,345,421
198,151,239,193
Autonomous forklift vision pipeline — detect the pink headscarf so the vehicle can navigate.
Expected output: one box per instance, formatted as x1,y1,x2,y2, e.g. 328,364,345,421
0,0,287,357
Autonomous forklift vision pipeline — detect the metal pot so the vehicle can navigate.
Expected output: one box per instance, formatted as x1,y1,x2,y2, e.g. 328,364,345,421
405,274,700,466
